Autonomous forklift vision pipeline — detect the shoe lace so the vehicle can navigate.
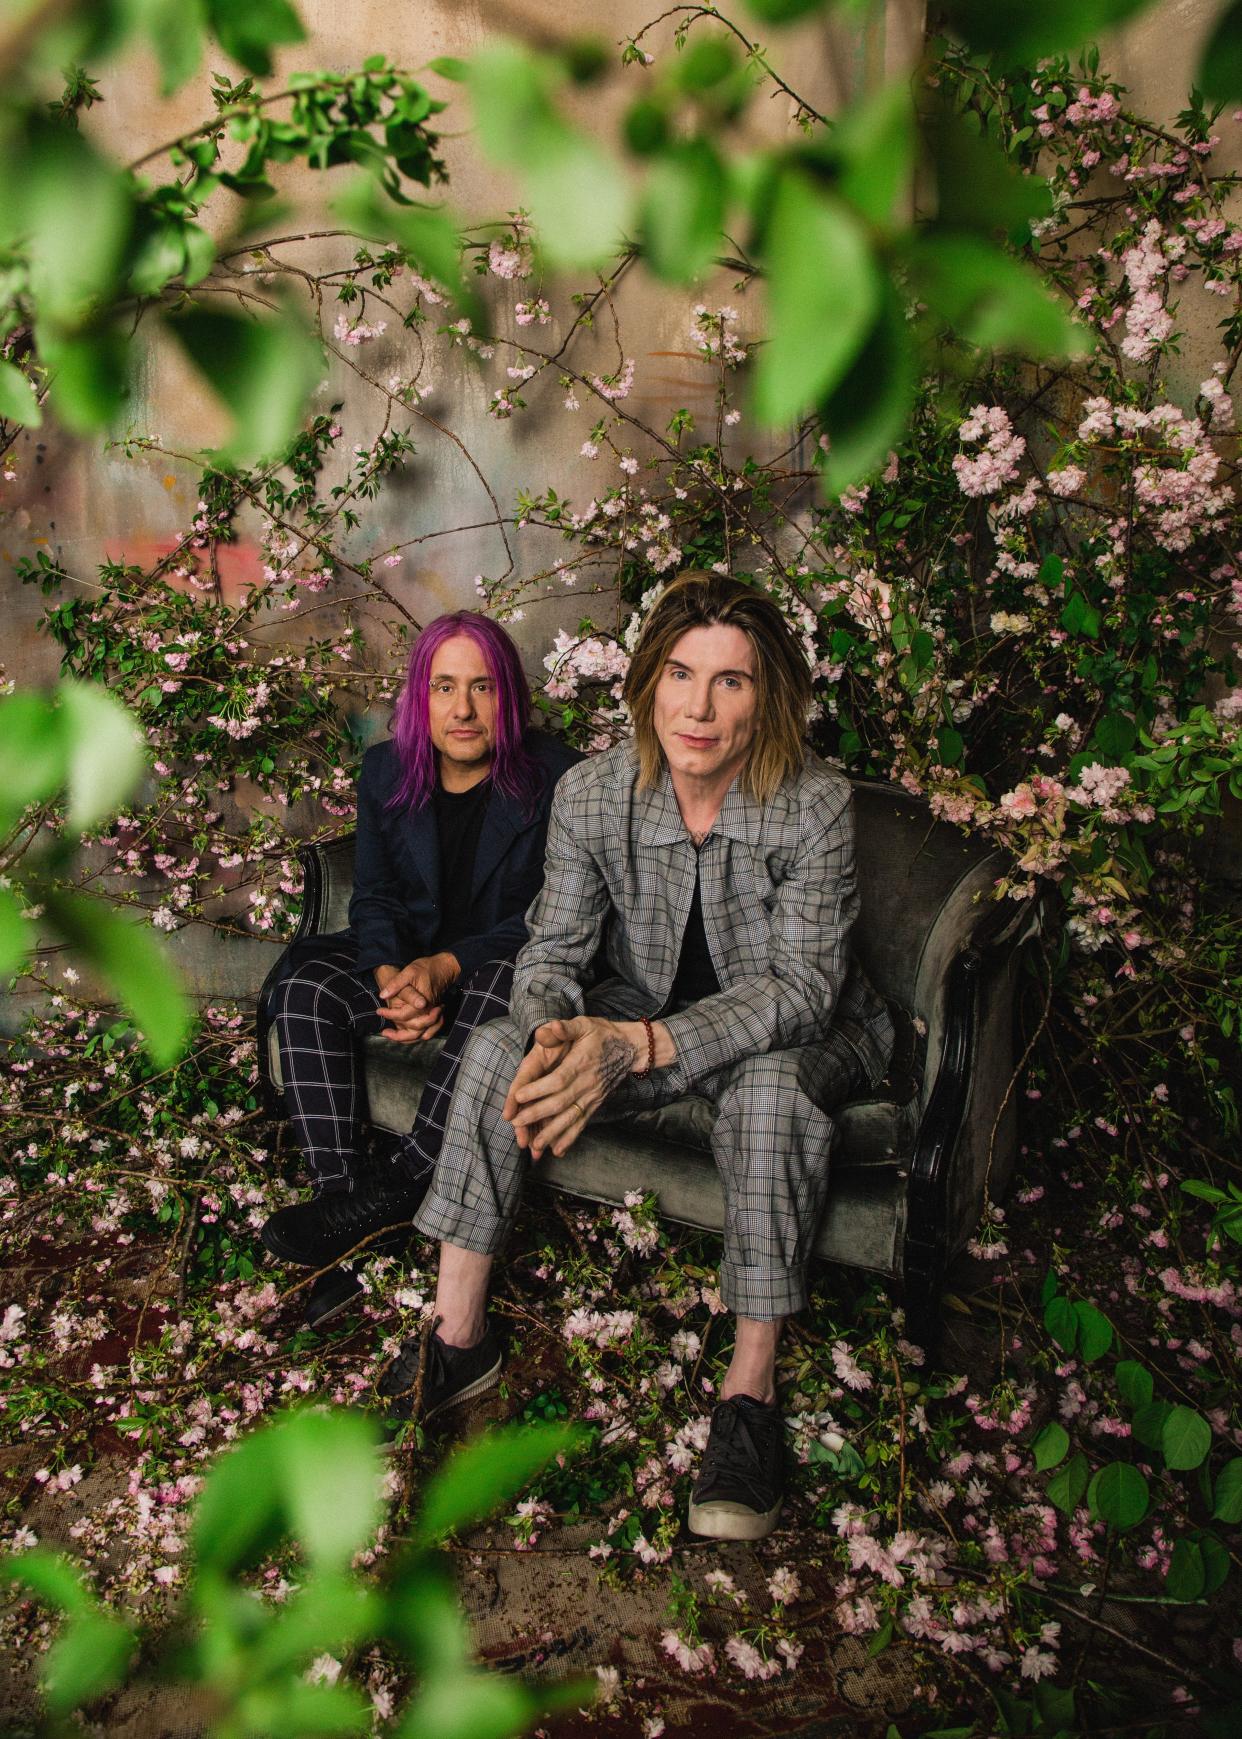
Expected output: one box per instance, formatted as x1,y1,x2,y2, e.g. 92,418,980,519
699,1400,777,1490
383,1330,434,1398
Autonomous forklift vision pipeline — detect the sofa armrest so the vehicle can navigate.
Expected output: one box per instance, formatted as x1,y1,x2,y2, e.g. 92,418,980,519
254,832,358,1112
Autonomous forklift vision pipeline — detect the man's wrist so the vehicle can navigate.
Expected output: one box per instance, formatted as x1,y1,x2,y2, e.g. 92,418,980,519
617,1018,675,1072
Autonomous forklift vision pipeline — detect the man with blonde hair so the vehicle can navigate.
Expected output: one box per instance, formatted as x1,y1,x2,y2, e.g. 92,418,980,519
383,571,892,1539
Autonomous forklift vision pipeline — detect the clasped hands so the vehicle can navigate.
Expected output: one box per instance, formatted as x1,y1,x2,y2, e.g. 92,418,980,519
502,1016,644,1161
374,952,460,1043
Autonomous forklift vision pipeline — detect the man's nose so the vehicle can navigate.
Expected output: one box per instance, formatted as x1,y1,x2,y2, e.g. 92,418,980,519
452,688,477,718
684,681,714,719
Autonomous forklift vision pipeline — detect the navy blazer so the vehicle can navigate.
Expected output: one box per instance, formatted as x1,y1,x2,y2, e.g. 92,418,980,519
348,729,582,980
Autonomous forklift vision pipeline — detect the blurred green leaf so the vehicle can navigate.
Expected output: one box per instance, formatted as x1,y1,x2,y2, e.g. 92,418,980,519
429,56,470,82
0,689,66,821
753,169,879,426
745,0,832,20
417,1423,580,1547
835,79,915,227
60,680,147,831
130,0,207,94
400,1670,591,1739
468,43,630,268
42,892,192,1067
3,120,134,327
333,177,470,312
925,108,1051,238
249,1576,382,1679
640,139,726,283
166,305,323,466
1213,1457,1242,1523
206,0,306,77
913,233,1089,359
277,1408,383,1570
1165,1537,1205,1603
1162,1406,1211,1471
938,0,1151,59
0,887,32,978
675,35,737,90
1033,1421,1070,1472
191,1417,284,1579
1,1547,92,1616
128,220,190,298
0,358,42,427
44,1609,136,1717
1087,1461,1149,1529
39,324,130,433
1200,1,1242,100
818,282,915,494
235,1678,371,1737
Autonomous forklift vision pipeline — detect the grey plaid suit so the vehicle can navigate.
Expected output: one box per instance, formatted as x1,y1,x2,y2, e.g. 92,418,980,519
414,743,894,1318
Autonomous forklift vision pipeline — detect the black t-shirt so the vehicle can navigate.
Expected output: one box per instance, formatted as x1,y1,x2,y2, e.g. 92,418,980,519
433,777,492,948
669,854,721,1009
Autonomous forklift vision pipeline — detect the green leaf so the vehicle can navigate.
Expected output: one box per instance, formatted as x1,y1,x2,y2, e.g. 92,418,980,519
1164,1537,1206,1603
40,325,130,434
913,233,1089,360
1131,1399,1172,1453
42,892,191,1068
868,1617,895,1655
0,887,31,978
234,1678,371,1737
1212,1457,1242,1524
277,1408,384,1570
417,1423,580,1547
925,107,1052,237
1197,1529,1231,1595
468,44,630,269
59,680,147,831
0,359,42,428
1072,1302,1113,1364
249,1577,382,1679
745,0,832,19
0,1548,92,1617
429,56,470,82
1033,1421,1069,1472
1043,1293,1078,1353
206,0,306,76
834,79,916,228
1181,1179,1230,1204
938,0,1151,60
0,689,66,823
182,224,217,287
131,0,207,94
166,305,323,467
44,1610,135,1717
400,1670,591,1739
0,121,134,327
818,281,917,495
640,139,726,283
1114,1360,1154,1412
1046,1452,1088,1516
753,170,879,427
1200,1,1242,99
1060,591,1102,639
128,220,190,298
1162,1406,1212,1471
1087,1462,1149,1530
333,178,469,311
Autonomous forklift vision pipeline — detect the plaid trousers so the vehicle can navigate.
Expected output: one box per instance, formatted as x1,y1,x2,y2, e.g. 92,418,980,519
270,938,514,1192
413,990,865,1319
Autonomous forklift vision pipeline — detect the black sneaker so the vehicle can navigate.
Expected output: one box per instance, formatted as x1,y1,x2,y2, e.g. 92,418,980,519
687,1395,785,1541
261,1174,429,1269
304,1266,364,1332
378,1325,504,1425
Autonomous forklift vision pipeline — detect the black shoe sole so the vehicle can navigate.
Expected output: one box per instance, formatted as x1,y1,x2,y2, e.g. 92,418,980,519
305,1277,365,1332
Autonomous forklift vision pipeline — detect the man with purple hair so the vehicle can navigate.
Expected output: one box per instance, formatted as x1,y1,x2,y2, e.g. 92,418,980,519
260,612,579,1329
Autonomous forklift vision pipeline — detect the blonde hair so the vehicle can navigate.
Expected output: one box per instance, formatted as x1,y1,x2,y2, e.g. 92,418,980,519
623,571,812,803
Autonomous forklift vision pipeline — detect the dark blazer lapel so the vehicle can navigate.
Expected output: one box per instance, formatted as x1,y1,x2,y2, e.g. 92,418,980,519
470,785,526,902
398,802,441,910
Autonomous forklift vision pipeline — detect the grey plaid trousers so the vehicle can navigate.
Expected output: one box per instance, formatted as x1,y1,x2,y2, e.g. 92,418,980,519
414,998,865,1319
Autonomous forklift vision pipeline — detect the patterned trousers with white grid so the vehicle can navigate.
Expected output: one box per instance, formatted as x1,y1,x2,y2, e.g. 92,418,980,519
270,938,515,1194
413,998,866,1320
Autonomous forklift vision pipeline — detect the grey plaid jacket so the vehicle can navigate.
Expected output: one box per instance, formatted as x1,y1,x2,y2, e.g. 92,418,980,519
510,742,893,1097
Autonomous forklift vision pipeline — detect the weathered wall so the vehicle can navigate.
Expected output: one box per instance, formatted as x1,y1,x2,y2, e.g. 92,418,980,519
3,0,1235,1008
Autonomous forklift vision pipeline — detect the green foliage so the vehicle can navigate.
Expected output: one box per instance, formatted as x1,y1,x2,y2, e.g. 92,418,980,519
2,1407,589,1733
168,305,324,467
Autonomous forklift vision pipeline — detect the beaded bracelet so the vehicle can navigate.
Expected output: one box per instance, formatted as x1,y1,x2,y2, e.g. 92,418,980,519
632,1012,656,1081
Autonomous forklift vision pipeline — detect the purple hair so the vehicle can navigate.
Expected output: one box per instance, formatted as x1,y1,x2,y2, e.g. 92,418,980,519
386,612,540,813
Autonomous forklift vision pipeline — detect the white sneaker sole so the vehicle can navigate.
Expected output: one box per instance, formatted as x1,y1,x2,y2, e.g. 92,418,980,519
423,1352,504,1425
687,1495,782,1541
